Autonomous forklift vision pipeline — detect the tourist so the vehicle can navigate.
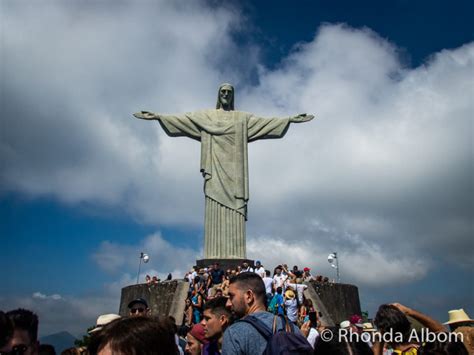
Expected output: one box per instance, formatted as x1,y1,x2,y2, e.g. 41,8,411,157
0,311,13,353
240,262,253,273
284,288,299,324
373,304,420,355
302,267,313,282
184,298,194,327
88,314,121,334
272,266,288,292
285,278,308,305
152,276,160,284
168,316,186,355
178,325,190,355
191,289,204,324
291,265,303,279
145,274,151,285
268,287,285,315
254,261,266,278
222,272,309,354
200,297,232,355
186,324,208,355
299,311,320,348
221,274,230,297
92,316,177,355
5,308,39,355
299,299,315,325
262,270,274,306
391,303,445,333
209,262,225,297
443,308,474,332
128,298,150,317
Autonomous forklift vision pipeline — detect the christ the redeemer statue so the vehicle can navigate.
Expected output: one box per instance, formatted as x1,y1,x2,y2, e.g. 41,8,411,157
134,83,314,260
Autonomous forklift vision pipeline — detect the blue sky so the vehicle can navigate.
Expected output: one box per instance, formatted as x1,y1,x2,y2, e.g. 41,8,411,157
1,0,473,337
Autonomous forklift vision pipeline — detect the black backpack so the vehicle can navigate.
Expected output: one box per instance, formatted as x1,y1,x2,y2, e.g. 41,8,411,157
239,314,313,355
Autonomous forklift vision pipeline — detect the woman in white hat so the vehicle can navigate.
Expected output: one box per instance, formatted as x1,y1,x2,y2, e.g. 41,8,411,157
444,309,474,331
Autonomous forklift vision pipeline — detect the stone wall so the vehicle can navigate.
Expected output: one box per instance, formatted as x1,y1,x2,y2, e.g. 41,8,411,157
304,281,361,326
119,279,361,327
119,280,188,324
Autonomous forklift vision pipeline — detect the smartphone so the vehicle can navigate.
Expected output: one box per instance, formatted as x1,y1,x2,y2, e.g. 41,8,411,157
309,311,317,327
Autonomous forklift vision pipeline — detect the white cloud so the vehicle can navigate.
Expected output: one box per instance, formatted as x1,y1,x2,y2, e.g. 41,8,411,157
92,232,199,278
32,292,63,300
247,234,430,286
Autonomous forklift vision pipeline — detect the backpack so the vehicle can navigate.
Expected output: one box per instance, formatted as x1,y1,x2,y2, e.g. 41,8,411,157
239,314,313,355
268,294,279,314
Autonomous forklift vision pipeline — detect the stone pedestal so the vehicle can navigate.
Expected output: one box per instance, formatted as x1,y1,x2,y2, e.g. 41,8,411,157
303,281,361,326
119,280,188,325
196,258,254,271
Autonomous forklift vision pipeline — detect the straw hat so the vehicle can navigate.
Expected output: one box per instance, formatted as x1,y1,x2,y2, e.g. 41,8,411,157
444,309,474,325
89,314,121,333
362,322,376,332
284,290,295,299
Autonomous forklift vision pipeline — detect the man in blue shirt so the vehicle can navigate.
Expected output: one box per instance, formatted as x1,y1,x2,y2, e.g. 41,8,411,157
222,273,304,354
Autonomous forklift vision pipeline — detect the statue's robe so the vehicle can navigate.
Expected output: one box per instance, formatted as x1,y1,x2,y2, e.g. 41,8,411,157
157,109,290,259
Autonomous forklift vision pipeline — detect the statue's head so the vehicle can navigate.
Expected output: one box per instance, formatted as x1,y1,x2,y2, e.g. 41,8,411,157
216,83,234,111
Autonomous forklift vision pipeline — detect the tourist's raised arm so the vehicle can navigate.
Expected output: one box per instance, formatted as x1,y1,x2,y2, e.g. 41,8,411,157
289,113,314,123
390,302,445,333
133,111,159,120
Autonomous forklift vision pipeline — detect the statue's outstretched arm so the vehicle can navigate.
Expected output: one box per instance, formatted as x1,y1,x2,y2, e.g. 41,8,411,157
133,111,160,120
289,113,315,123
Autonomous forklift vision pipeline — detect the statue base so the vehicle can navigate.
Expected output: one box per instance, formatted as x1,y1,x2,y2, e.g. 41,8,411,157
196,258,255,271
119,280,188,324
304,281,361,326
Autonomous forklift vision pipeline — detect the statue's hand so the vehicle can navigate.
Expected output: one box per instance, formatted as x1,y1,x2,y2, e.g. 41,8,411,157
133,111,158,120
290,113,314,123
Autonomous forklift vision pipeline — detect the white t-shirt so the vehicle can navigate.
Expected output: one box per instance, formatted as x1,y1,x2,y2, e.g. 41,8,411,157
273,274,288,290
285,282,308,304
262,277,273,294
241,267,254,273
284,298,298,322
254,266,266,278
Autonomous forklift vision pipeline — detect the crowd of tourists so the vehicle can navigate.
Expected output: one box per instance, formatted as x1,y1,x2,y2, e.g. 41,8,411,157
1,262,472,355
182,261,327,329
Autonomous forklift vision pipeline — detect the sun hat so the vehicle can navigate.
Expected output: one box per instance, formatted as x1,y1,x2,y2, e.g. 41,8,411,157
340,320,351,329
88,314,121,333
362,322,376,332
284,289,296,299
444,309,474,325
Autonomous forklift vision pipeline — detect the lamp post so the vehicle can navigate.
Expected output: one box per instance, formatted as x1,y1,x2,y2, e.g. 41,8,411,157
327,252,340,283
136,252,150,284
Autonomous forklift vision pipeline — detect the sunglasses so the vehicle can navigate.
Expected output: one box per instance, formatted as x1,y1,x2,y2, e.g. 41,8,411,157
130,307,146,314
0,344,29,355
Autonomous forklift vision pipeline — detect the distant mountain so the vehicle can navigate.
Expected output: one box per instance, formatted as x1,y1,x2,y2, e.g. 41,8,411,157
40,331,77,353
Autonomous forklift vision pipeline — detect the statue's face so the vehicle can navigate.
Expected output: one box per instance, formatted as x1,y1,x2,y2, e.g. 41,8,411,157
219,85,233,108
